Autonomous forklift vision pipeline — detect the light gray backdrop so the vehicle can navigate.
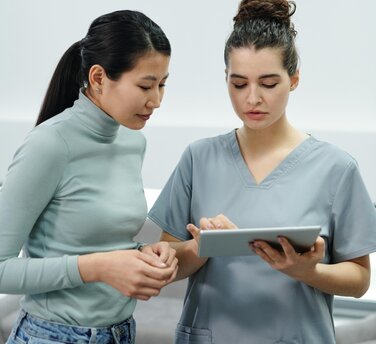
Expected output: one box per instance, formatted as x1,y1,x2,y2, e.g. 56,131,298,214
1,0,375,130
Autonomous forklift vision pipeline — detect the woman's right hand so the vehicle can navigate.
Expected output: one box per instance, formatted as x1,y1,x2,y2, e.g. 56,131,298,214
186,214,238,255
78,249,178,300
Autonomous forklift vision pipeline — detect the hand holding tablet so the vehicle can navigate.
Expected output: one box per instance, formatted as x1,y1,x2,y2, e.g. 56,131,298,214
197,225,321,257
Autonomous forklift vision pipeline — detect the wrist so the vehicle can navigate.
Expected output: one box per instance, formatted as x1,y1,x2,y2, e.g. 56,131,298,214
78,252,103,283
187,239,208,263
293,264,320,284
186,238,198,254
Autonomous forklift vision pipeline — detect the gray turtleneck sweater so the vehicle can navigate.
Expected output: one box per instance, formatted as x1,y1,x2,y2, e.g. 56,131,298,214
0,91,147,327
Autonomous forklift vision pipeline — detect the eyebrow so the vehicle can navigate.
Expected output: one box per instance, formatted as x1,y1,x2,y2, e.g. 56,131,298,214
230,73,281,80
141,74,169,81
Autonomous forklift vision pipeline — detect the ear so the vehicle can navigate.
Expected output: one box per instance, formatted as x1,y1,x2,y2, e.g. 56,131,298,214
224,68,228,82
87,64,106,94
289,69,300,91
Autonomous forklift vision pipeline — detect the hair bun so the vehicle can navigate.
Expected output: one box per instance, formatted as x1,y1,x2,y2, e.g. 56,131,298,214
234,0,296,27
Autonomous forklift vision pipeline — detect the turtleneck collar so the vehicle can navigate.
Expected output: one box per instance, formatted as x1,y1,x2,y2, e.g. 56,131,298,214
72,89,120,137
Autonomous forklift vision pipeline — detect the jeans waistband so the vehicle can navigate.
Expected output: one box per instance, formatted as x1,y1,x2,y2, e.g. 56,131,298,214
12,309,135,344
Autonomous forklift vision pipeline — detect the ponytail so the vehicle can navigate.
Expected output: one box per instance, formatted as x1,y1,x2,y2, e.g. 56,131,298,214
36,41,82,126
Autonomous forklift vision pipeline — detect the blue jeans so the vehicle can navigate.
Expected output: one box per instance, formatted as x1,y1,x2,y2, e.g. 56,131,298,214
6,310,136,344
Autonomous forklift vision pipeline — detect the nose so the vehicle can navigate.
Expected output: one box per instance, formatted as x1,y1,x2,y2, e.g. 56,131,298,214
246,87,262,106
146,89,162,109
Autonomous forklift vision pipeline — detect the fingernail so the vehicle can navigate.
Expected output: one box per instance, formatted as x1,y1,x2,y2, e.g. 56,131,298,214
158,262,167,268
206,224,214,229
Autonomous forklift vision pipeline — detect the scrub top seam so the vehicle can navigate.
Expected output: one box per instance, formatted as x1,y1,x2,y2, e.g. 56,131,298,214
333,245,376,263
147,214,191,241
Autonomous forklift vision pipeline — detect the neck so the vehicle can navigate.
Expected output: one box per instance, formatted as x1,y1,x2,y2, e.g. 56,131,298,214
85,87,103,112
236,116,307,156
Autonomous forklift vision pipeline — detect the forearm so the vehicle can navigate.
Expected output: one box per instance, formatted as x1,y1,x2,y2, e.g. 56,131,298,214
0,255,83,294
167,240,207,281
77,252,102,283
297,261,370,298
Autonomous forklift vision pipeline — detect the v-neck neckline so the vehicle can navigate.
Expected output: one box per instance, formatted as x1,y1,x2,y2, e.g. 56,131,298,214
229,130,317,188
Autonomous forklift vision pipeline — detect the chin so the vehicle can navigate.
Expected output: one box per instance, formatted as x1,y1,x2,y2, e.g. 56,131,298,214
121,122,147,131
243,121,270,131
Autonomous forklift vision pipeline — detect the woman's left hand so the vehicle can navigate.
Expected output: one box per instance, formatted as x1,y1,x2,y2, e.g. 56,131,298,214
250,236,325,281
140,242,178,283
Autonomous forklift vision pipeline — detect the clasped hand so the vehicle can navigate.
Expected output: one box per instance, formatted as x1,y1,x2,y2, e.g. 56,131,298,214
95,242,177,301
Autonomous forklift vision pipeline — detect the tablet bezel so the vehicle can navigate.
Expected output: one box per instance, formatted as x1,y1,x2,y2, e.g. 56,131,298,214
197,225,321,257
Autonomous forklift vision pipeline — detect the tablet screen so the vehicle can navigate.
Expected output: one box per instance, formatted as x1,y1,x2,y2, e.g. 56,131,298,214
197,225,321,257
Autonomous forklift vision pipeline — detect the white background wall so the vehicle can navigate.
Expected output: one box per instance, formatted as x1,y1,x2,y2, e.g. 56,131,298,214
1,0,376,129
0,0,375,195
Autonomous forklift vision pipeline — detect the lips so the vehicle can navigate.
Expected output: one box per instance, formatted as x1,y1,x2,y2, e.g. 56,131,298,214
245,110,267,120
246,110,267,115
137,113,152,121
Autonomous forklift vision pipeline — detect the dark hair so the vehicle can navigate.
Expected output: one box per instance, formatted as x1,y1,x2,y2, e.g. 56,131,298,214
36,10,171,126
224,0,298,76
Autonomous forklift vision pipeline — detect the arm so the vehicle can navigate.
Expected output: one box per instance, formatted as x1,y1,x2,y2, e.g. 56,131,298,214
160,231,207,281
0,128,178,299
78,246,178,301
252,236,370,297
159,215,237,281
305,256,370,297
0,128,83,294
196,214,371,297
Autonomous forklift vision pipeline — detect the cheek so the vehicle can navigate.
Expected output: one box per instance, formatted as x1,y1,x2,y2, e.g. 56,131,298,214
268,90,290,109
101,90,134,119
228,90,242,110
109,86,136,109
102,85,121,107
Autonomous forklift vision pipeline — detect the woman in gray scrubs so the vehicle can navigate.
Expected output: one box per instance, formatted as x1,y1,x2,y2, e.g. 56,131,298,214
148,0,376,343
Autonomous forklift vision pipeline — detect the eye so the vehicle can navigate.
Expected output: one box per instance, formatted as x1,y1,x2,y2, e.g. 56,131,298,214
232,83,247,89
159,84,166,88
262,83,278,89
139,86,151,91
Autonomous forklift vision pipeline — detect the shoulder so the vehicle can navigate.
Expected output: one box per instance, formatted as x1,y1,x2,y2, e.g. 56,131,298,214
34,108,74,150
5,122,70,182
170,130,235,169
15,119,70,164
310,136,357,170
186,130,234,157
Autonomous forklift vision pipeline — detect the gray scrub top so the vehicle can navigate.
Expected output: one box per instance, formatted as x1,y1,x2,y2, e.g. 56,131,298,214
149,130,376,344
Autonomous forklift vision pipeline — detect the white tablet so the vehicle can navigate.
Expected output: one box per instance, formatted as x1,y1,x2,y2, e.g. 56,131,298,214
197,225,321,257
